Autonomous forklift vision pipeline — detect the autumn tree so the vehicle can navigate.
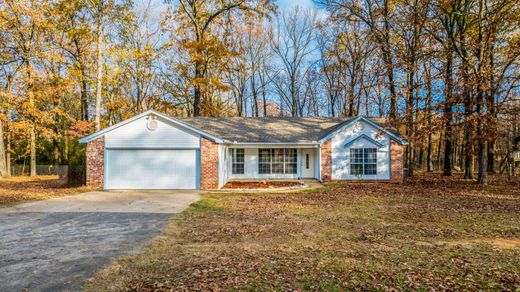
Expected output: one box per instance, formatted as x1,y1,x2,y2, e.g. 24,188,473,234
166,0,273,117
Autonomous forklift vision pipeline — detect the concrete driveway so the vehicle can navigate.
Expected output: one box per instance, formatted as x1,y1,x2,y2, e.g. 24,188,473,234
0,190,200,291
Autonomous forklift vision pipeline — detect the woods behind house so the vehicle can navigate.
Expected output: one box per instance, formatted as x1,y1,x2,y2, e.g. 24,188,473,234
0,0,519,185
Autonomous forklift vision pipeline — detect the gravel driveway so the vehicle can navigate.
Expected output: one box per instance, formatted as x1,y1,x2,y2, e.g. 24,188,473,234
0,190,200,291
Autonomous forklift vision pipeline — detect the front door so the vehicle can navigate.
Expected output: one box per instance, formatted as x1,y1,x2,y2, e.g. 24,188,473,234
301,149,315,178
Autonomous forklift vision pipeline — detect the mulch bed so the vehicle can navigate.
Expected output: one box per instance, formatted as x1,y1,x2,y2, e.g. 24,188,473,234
222,181,302,189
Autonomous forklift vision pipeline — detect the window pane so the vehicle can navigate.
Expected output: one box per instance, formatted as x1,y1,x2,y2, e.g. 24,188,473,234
271,149,283,174
232,149,244,174
364,163,377,175
365,148,377,163
351,164,363,176
305,154,309,169
350,148,364,163
258,149,271,174
232,164,244,174
284,149,297,174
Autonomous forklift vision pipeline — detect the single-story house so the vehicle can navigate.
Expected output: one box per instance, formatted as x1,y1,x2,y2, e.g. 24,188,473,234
79,110,408,190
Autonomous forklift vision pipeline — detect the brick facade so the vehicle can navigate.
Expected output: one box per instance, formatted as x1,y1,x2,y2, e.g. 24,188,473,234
200,138,219,190
86,136,104,187
320,140,332,182
390,140,405,183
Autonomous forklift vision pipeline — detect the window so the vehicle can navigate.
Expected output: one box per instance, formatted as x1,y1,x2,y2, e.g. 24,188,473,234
305,154,310,169
232,148,244,174
258,148,297,174
350,148,377,176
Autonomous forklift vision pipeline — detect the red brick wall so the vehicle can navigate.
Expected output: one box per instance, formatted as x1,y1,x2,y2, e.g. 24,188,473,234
321,140,332,182
86,136,104,187
200,138,219,190
390,140,404,183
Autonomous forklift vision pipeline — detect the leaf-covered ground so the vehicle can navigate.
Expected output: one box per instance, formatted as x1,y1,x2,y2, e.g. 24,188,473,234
85,174,520,291
0,176,93,207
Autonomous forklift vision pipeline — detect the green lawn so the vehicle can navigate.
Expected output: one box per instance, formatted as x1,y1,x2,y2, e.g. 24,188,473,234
85,174,520,291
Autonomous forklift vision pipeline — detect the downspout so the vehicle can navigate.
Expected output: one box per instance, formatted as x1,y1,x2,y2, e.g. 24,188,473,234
317,144,322,182
298,148,302,179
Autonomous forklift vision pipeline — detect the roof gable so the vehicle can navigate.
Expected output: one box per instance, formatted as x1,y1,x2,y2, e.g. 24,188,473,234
79,110,223,143
343,134,385,148
319,116,408,145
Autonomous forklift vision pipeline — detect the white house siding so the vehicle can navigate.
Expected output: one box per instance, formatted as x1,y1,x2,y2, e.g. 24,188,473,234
228,147,302,180
105,116,200,149
218,145,229,188
331,120,391,180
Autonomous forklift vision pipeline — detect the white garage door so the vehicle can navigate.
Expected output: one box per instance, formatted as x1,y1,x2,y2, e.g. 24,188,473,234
105,149,198,189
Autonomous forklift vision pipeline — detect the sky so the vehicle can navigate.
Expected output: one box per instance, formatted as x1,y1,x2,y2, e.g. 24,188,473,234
136,0,321,15
277,0,318,10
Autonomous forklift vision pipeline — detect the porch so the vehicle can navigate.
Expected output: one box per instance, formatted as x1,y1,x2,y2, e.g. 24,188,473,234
220,145,321,187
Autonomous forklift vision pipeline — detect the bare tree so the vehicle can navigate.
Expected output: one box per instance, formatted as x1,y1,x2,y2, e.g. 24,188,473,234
270,7,317,117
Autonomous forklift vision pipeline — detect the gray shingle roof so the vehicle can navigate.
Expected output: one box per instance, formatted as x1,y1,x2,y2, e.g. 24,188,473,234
179,116,398,143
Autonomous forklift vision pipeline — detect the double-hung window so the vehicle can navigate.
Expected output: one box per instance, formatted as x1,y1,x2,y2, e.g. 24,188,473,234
232,148,244,174
350,148,377,175
258,148,297,174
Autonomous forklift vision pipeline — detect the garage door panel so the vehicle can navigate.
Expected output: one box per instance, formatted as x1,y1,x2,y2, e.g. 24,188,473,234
105,149,198,189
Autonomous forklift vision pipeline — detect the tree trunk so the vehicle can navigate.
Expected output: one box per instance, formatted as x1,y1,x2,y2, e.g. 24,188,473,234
251,74,259,117
476,0,487,186
94,20,104,131
0,120,7,177
262,88,267,117
427,133,433,172
463,90,473,179
63,133,69,164
26,59,37,177
30,125,36,176
437,131,443,168
443,50,454,176
487,140,495,174
193,61,202,117
347,88,355,116
425,63,433,172
383,0,397,121
6,113,11,177
405,65,415,177
486,84,496,174
0,75,12,177
477,127,487,185
80,65,89,121
52,137,60,165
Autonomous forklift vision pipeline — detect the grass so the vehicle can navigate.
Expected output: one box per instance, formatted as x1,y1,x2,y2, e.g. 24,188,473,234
85,173,520,291
0,175,94,207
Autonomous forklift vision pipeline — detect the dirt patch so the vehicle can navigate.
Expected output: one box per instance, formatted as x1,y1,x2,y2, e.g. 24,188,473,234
440,238,520,249
416,238,520,249
222,181,303,189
